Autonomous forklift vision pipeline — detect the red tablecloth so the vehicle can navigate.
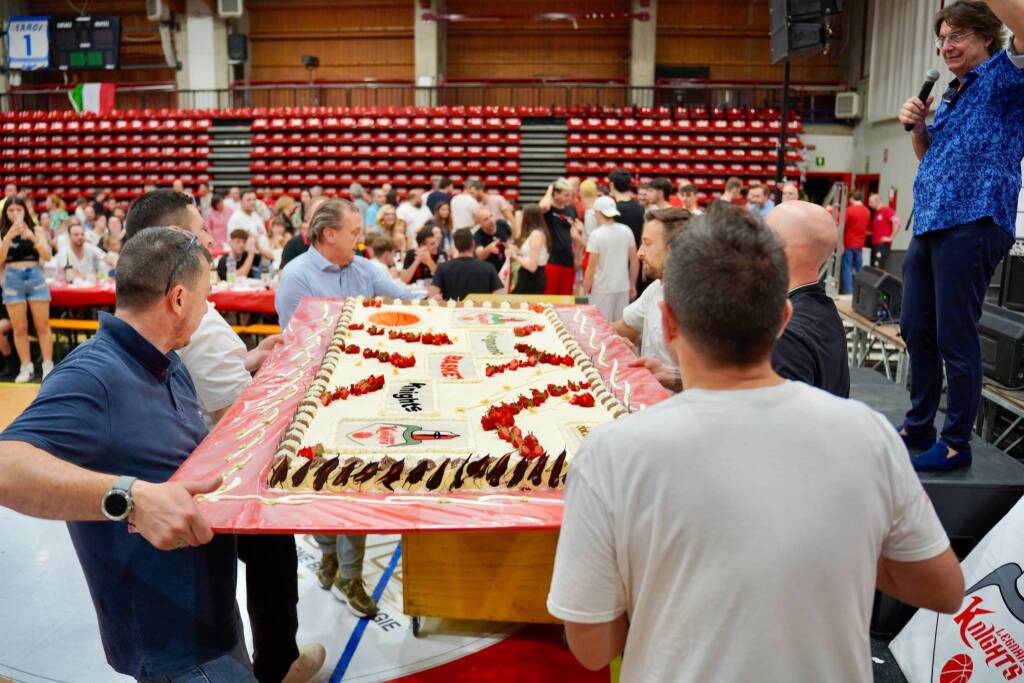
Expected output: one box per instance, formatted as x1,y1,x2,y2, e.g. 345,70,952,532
172,298,671,534
49,284,277,316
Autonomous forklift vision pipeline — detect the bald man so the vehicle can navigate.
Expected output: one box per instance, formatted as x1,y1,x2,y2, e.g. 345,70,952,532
767,201,850,397
781,182,801,202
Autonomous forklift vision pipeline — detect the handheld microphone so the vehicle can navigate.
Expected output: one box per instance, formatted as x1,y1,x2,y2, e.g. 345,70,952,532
905,69,941,131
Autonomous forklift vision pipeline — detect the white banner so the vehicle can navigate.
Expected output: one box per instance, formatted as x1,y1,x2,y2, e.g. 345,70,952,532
891,496,1024,681
6,17,49,71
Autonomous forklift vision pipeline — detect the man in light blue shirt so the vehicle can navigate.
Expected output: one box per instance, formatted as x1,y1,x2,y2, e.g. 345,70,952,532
274,197,407,618
746,184,775,221
275,198,408,328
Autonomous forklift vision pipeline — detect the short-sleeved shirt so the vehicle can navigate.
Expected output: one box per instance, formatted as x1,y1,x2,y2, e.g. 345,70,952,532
621,279,673,367
872,206,897,245
615,199,645,246
0,314,239,678
772,283,850,398
56,243,107,279
473,220,512,272
178,303,251,418
216,251,262,281
915,45,1024,237
431,256,502,301
844,204,871,249
227,210,266,239
545,204,578,267
586,223,634,293
547,381,948,682
426,190,449,214
402,248,438,283
450,193,480,231
275,245,409,327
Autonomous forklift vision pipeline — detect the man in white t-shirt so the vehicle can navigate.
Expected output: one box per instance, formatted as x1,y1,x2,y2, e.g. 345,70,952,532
396,188,433,246
56,224,108,280
228,190,272,260
614,207,690,385
547,202,964,681
450,180,483,230
583,196,638,322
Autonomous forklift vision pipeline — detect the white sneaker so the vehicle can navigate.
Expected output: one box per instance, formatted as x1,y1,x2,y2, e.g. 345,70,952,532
282,643,326,683
14,363,33,383
41,361,54,379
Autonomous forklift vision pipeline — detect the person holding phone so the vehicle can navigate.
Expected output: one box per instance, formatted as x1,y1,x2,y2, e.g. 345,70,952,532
0,195,54,383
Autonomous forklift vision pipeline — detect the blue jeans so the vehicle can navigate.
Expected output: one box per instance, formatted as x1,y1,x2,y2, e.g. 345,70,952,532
2,264,50,304
138,638,255,683
900,219,1013,453
840,247,863,294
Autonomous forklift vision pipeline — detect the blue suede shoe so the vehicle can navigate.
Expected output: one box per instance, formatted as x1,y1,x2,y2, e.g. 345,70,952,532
911,441,972,471
895,422,936,452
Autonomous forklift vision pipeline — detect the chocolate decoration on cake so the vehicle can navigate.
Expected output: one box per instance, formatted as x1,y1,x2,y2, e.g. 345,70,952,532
528,453,549,487
313,458,339,491
404,459,433,486
378,460,405,491
352,461,380,484
506,456,530,488
465,454,492,479
425,458,450,490
548,451,566,488
269,456,290,487
450,457,469,490
486,453,511,487
291,457,314,487
331,459,359,487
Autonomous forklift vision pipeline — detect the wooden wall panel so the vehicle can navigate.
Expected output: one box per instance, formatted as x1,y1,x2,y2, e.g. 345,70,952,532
657,0,841,83
445,0,630,81
14,0,174,86
246,0,414,81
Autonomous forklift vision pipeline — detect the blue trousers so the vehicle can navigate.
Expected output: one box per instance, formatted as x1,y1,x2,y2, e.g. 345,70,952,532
900,219,1013,453
841,247,863,294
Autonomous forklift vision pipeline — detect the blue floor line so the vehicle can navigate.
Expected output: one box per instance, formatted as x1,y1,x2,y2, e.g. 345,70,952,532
329,542,403,683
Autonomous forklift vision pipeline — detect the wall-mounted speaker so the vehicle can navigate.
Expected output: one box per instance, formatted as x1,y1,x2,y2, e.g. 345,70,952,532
770,0,844,64
228,34,247,62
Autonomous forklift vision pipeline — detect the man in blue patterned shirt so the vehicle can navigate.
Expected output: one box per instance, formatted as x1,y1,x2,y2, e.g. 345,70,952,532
898,0,1024,470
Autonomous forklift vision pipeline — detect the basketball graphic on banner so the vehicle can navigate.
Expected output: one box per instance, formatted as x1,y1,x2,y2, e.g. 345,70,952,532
940,654,973,683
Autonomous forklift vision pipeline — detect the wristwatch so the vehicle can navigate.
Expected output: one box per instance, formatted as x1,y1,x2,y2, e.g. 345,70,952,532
101,476,137,522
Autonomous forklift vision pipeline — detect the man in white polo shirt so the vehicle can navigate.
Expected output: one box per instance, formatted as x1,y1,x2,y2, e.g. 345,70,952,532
548,202,963,681
614,207,691,391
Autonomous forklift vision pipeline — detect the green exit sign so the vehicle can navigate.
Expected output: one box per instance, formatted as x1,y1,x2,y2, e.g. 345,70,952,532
815,156,826,167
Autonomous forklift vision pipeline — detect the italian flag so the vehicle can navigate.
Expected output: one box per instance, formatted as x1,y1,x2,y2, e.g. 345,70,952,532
68,83,116,114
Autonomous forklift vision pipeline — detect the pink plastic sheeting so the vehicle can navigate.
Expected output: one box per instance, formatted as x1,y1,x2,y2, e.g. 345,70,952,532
172,298,672,534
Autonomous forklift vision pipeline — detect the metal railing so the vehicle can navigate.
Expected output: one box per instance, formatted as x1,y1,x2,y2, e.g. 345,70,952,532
1,79,849,122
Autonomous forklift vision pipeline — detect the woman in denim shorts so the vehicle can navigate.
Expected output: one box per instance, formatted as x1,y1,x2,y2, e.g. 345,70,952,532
1,196,54,383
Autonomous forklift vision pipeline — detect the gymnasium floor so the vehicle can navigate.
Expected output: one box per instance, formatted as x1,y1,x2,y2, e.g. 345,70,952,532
0,382,605,683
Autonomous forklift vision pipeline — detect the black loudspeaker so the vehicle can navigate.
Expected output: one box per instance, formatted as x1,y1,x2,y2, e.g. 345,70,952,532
979,303,1024,388
770,0,843,63
1000,251,1024,312
853,266,902,323
227,34,247,62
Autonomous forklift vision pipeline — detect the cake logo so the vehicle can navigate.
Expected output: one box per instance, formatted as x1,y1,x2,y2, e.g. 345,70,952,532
429,353,478,381
383,381,434,414
468,331,517,357
454,312,532,328
341,420,473,450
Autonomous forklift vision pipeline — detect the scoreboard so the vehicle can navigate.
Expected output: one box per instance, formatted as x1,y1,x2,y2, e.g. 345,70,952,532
5,16,121,71
51,16,121,70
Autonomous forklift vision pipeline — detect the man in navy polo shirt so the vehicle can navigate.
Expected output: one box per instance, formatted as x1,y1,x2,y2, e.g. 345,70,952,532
898,0,1024,470
0,228,252,681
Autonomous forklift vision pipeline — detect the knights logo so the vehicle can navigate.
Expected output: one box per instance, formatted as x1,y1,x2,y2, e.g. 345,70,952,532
454,312,532,327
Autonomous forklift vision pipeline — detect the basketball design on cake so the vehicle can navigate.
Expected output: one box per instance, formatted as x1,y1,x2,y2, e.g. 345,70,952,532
268,298,628,493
